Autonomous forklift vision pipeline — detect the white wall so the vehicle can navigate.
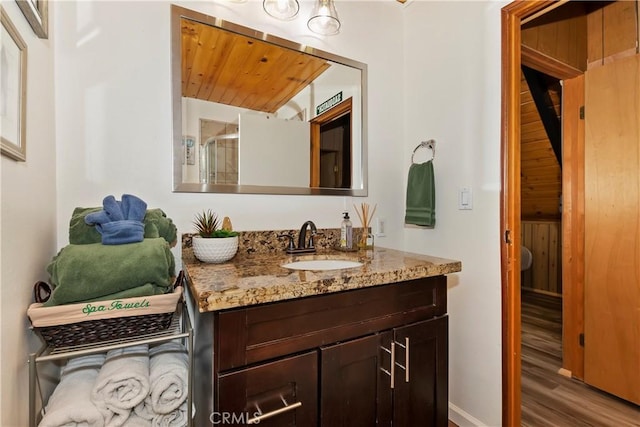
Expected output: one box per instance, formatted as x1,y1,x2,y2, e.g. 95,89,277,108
0,0,506,425
239,113,310,187
402,1,506,426
0,2,57,426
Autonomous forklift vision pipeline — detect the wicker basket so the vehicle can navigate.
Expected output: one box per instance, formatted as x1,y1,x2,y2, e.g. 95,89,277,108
27,274,184,348
35,311,176,348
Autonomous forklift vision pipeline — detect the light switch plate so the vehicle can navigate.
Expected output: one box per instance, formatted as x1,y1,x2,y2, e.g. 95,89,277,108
376,218,386,237
459,187,473,210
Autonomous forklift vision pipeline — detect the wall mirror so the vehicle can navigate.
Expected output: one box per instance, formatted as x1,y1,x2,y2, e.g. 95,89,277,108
171,5,368,196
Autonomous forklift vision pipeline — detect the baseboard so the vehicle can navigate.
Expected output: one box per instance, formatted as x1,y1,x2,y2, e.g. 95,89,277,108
557,367,572,378
449,403,487,427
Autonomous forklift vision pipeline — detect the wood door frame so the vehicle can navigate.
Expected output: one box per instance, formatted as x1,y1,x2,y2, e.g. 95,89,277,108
501,1,578,425
310,97,353,187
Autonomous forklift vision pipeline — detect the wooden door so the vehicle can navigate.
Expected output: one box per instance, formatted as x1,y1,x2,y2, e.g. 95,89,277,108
217,351,318,426
393,316,448,427
584,54,640,405
320,332,392,426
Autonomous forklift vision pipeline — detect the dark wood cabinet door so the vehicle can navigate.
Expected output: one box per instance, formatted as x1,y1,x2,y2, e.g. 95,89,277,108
320,332,393,427
392,316,448,427
218,351,318,426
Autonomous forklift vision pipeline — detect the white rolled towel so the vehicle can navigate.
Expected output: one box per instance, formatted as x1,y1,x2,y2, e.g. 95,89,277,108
39,354,106,427
133,396,154,421
152,401,187,427
91,344,150,427
149,342,188,415
121,412,152,427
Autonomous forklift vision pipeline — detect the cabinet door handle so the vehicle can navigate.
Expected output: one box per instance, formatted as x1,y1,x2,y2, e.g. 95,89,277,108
380,341,396,389
247,398,302,424
394,337,410,383
405,337,410,382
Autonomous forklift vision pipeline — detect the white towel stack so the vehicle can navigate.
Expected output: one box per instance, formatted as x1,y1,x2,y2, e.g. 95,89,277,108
39,342,189,427
39,354,106,427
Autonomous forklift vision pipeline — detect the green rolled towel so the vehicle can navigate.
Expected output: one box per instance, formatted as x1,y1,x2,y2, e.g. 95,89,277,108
69,207,103,244
69,207,177,246
44,238,176,307
405,160,436,228
143,209,178,246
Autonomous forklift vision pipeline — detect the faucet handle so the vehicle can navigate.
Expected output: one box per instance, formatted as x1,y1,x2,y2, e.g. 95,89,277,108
277,232,296,252
308,230,324,249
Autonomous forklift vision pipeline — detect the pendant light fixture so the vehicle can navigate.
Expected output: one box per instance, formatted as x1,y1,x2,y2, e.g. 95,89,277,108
263,0,300,20
307,0,341,35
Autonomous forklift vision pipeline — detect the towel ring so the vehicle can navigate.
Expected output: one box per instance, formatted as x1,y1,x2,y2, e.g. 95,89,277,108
411,139,436,163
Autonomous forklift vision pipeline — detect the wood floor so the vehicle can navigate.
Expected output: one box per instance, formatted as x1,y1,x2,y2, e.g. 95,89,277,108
521,290,640,427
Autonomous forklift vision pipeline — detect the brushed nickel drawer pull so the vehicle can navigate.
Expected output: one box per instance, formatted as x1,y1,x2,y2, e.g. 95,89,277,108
405,337,410,382
247,398,302,424
380,342,396,389
394,337,410,382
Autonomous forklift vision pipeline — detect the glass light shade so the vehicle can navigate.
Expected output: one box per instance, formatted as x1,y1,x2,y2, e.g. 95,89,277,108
307,0,340,35
263,0,300,20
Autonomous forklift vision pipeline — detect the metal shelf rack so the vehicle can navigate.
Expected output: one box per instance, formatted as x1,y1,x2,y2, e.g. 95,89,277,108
28,298,194,427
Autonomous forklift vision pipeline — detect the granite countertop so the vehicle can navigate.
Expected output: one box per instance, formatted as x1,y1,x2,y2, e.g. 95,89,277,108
183,231,461,312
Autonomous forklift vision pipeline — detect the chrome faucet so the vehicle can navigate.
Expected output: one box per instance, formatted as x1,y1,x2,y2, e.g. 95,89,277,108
277,220,323,254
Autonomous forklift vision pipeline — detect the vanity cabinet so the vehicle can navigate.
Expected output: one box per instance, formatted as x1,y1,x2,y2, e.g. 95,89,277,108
321,316,448,427
192,275,448,426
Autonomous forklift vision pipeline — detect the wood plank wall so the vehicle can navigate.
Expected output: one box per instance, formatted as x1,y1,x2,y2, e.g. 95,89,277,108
521,220,562,295
521,2,588,71
587,1,640,69
520,74,562,220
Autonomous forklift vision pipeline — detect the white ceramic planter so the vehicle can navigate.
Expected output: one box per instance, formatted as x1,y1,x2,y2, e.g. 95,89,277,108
192,235,239,263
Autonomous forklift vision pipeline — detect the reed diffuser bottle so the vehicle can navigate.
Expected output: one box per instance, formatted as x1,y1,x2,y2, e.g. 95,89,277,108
355,203,376,250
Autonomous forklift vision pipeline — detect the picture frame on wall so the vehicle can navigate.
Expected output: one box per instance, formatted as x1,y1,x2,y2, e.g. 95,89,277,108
16,0,48,39
183,135,196,165
1,9,28,162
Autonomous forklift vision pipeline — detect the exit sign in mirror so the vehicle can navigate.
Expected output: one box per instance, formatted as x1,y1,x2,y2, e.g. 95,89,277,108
316,92,343,115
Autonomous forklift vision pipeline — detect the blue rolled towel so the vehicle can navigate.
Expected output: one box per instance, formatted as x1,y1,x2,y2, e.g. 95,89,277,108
85,194,148,245
121,194,147,223
100,220,146,245
103,195,125,221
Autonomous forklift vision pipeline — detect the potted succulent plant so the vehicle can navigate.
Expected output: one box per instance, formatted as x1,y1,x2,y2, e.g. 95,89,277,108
191,210,239,263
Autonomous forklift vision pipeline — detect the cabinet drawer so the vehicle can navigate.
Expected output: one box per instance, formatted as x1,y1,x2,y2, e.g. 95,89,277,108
215,276,446,370
217,351,317,426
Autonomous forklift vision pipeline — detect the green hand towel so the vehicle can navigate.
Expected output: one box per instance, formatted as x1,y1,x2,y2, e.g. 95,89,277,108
405,160,436,228
69,207,177,246
44,238,175,306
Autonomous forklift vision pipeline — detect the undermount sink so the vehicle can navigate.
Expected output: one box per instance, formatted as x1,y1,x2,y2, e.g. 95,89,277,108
281,259,363,271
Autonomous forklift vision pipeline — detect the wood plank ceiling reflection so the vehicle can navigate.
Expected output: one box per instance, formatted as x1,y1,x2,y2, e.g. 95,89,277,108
181,19,331,114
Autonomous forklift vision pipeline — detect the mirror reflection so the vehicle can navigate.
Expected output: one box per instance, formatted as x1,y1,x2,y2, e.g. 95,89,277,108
171,5,368,195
